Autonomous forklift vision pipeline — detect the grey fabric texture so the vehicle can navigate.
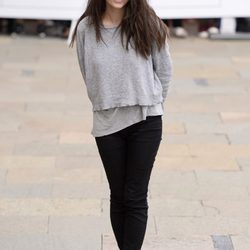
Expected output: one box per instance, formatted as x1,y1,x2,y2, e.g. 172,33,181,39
76,16,173,112
92,102,164,137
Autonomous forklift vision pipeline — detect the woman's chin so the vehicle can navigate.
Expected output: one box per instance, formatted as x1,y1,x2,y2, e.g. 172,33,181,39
108,0,128,9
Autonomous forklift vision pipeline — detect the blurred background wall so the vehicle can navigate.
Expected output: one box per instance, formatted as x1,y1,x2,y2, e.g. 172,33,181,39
0,0,250,40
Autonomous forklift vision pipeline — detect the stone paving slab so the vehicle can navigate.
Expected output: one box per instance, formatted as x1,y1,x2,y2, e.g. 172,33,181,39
231,235,250,250
48,215,111,235
0,198,100,216
0,215,48,234
212,235,234,250
188,144,250,158
161,134,229,144
154,216,250,237
148,198,205,217
51,183,109,199
0,155,56,168
236,158,250,171
0,233,101,250
202,200,250,217
0,35,250,249
150,182,249,201
220,112,250,123
154,155,238,170
194,169,250,187
0,183,53,198
102,233,214,250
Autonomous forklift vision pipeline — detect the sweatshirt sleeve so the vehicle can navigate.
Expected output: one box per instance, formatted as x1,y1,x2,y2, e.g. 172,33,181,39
151,38,173,102
76,23,86,83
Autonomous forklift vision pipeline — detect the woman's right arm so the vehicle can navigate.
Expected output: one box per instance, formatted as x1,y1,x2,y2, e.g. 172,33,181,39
76,23,86,83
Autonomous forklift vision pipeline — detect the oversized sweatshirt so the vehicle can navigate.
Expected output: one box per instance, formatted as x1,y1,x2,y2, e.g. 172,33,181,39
76,16,173,112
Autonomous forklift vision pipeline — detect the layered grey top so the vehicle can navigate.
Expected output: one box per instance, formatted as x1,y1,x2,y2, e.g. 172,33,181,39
91,103,164,137
76,16,173,137
76,16,173,111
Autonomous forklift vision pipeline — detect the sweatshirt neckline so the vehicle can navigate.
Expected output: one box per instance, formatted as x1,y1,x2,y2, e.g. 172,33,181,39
100,23,120,29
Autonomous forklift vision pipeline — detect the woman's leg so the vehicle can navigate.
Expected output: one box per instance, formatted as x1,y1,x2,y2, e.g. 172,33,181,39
122,115,162,250
95,132,127,249
95,115,162,250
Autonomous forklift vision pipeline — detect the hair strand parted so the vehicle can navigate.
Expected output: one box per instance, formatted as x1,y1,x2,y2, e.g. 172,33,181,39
69,0,170,59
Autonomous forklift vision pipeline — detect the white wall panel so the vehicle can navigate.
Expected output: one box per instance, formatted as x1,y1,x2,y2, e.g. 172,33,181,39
0,0,249,19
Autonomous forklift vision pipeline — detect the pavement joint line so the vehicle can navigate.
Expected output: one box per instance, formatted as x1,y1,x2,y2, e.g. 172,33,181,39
214,132,231,145
218,112,225,124
182,122,188,134
101,198,104,213
224,134,232,145
153,215,158,234
235,158,244,171
192,170,199,185
200,200,221,215
47,215,50,234
101,233,104,250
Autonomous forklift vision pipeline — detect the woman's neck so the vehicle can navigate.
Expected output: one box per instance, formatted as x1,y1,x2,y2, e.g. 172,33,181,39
102,4,125,27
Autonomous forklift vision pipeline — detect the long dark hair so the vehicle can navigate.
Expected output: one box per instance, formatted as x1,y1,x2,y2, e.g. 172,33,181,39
69,0,170,59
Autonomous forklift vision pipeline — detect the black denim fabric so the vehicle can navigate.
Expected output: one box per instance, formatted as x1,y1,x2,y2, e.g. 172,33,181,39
95,115,162,250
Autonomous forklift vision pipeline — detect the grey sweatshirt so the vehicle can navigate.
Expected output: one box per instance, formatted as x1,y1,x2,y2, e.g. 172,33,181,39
76,16,173,112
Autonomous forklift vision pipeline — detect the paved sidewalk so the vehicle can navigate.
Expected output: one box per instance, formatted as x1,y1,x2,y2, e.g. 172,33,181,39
0,35,250,250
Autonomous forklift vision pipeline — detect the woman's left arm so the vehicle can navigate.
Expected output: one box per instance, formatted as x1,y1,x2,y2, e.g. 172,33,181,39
151,38,173,103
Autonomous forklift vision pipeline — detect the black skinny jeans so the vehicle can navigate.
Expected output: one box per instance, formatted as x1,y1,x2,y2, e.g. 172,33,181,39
95,115,162,250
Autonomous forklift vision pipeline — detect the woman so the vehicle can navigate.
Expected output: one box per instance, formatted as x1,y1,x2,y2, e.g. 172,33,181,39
70,0,173,249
